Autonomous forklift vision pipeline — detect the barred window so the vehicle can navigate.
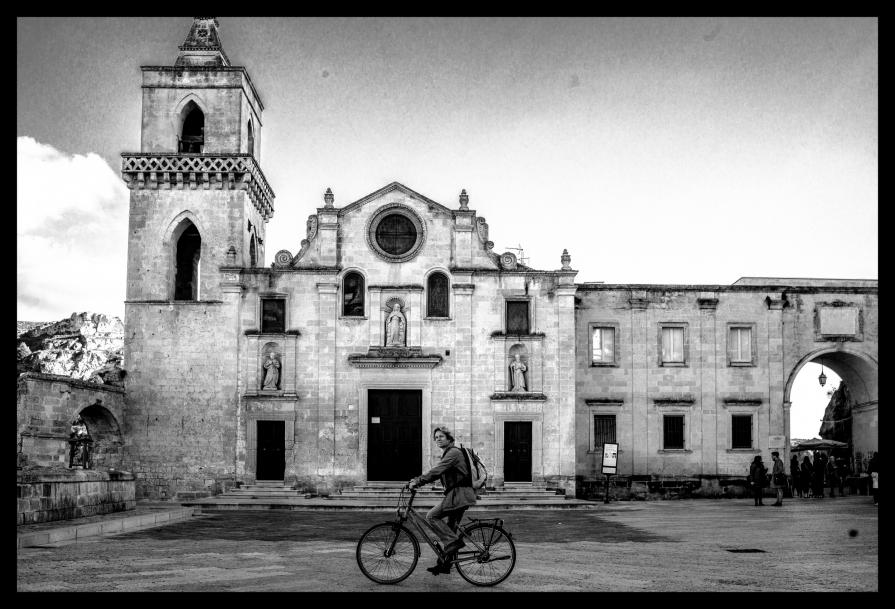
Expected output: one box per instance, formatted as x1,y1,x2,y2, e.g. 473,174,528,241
427,272,449,317
731,415,752,449
593,415,616,449
261,299,285,333
506,301,530,334
663,415,685,449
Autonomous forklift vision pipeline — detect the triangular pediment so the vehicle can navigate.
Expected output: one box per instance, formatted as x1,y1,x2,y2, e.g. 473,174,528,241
337,182,454,217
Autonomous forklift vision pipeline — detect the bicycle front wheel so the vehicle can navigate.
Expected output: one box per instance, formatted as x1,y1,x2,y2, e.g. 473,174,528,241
356,522,420,584
455,523,516,586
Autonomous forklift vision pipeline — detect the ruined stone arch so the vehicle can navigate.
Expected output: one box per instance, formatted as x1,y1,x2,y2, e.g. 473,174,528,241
76,402,123,470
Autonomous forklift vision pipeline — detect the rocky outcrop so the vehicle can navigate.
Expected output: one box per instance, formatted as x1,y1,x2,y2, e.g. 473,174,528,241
17,312,125,386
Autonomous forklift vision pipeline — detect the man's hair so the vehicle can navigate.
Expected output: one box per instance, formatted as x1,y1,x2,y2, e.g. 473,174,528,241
771,451,780,457
433,426,454,442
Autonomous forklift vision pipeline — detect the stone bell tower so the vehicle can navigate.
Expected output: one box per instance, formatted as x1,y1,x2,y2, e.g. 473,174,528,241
122,16,274,303
119,17,275,499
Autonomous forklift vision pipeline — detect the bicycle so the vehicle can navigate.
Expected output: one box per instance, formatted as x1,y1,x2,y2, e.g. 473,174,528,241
356,485,516,586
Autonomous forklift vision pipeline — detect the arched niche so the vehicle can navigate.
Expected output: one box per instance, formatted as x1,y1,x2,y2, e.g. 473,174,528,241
76,403,123,470
260,341,282,391
171,219,201,300
508,343,529,392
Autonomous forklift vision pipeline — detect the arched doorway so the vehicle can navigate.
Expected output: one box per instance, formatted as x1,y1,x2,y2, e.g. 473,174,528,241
785,348,878,475
77,403,124,470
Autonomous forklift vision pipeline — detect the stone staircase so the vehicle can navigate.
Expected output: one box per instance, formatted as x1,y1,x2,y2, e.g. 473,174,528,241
179,480,599,511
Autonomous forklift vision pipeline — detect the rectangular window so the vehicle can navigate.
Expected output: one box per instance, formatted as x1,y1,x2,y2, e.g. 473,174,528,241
731,414,752,449
663,415,685,449
592,327,615,364
506,301,530,334
729,326,752,363
261,298,285,333
593,415,616,449
661,326,685,363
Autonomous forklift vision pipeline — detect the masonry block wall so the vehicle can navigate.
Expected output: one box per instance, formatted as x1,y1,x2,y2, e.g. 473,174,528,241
17,374,125,469
122,303,239,499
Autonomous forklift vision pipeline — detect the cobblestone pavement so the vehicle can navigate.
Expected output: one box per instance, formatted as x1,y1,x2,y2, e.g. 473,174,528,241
17,496,877,592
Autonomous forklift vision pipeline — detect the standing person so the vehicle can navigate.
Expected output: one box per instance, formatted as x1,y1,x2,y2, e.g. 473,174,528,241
790,454,802,498
748,455,768,506
836,458,848,496
408,426,477,575
769,451,786,506
800,455,814,498
826,453,840,497
813,453,826,499
867,452,878,505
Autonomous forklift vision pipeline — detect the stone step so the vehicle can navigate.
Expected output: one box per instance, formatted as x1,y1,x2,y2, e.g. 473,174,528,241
180,496,598,511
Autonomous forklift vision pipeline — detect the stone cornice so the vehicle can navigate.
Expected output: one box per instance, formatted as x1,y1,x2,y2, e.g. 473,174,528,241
578,283,877,295
17,372,126,394
347,347,443,369
489,392,548,401
121,153,275,221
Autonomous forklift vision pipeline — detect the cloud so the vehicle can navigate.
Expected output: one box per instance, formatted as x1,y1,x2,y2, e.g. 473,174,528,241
17,136,129,321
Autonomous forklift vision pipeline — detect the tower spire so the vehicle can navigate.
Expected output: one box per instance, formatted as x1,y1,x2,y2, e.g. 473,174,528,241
175,17,231,67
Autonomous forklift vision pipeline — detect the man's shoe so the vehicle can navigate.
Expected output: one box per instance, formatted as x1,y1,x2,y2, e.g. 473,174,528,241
443,539,466,555
426,560,451,575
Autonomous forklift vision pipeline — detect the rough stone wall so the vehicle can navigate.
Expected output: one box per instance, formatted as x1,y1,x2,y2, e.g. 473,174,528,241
122,302,239,499
17,469,135,525
126,189,251,302
140,69,251,154
17,374,125,469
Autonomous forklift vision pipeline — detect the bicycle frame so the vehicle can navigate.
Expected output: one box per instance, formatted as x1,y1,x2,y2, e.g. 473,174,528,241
392,487,500,567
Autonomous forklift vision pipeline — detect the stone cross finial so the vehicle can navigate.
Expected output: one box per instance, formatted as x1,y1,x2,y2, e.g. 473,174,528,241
459,189,469,210
561,249,571,270
175,17,230,67
324,188,335,208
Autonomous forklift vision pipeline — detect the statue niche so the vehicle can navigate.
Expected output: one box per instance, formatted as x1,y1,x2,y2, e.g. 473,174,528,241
383,299,407,348
261,343,282,391
508,344,529,392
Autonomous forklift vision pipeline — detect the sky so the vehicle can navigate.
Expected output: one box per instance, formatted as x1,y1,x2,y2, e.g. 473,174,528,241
17,17,874,438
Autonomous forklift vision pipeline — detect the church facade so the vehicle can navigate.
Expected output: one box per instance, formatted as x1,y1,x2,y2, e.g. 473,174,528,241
113,18,877,500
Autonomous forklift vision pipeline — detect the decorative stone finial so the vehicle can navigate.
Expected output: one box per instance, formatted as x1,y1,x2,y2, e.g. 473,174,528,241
561,249,571,270
324,188,334,208
175,17,230,67
459,189,469,210
226,245,237,265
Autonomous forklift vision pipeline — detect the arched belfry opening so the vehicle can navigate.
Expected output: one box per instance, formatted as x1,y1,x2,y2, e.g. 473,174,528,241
173,220,201,300
178,101,205,153
247,120,255,157
249,235,257,267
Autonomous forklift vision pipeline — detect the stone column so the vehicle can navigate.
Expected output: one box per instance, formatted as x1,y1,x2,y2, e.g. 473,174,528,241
555,281,578,494
765,294,787,456
316,283,338,485
629,291,649,475
220,272,244,481
783,400,792,466
452,282,475,447
698,294,719,476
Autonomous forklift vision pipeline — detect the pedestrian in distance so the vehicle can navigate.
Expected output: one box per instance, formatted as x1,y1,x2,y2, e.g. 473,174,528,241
769,451,786,506
800,455,813,498
790,454,802,498
836,457,848,496
748,455,768,506
867,452,878,505
408,425,477,575
826,453,840,498
812,453,826,499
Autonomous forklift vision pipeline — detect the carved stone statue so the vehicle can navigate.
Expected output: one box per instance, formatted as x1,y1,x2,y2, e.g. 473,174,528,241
262,352,280,390
68,415,91,468
385,303,406,347
510,353,527,392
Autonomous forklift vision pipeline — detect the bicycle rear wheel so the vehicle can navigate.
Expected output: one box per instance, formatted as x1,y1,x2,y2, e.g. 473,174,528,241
455,523,516,586
356,522,420,584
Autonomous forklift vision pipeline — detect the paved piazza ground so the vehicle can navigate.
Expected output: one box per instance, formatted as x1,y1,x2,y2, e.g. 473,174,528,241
17,496,877,592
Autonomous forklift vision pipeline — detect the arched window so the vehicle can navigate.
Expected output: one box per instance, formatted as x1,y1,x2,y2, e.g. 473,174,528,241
247,121,255,157
249,235,257,267
427,272,449,317
174,221,201,300
179,101,204,153
343,272,365,317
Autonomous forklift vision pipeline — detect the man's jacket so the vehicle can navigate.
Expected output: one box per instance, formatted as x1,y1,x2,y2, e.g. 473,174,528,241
415,444,477,511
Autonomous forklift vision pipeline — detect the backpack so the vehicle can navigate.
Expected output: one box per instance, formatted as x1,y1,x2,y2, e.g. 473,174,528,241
458,444,488,490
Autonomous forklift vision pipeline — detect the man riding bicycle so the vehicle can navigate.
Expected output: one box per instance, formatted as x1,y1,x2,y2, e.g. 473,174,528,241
408,425,477,575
